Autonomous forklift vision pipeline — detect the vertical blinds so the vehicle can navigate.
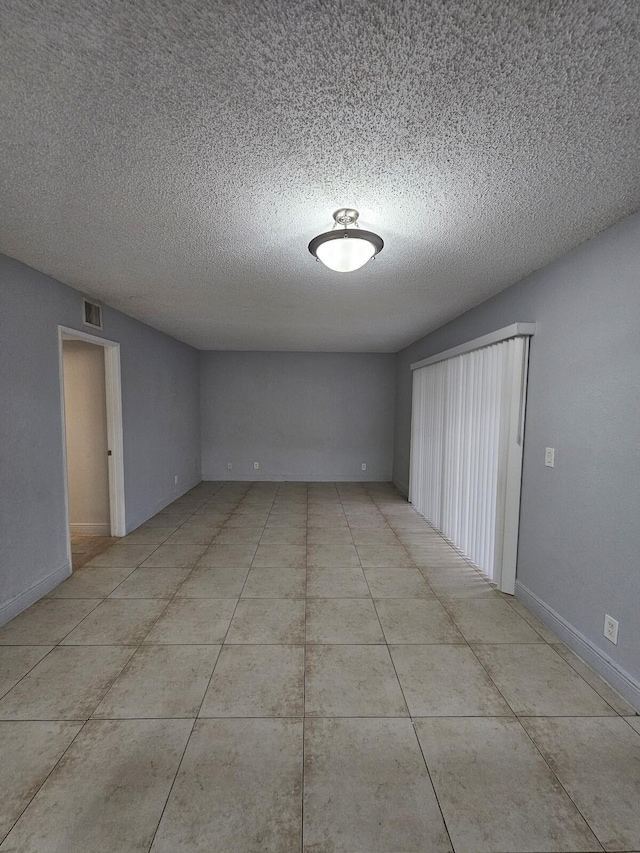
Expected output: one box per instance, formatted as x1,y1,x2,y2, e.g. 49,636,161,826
409,328,532,593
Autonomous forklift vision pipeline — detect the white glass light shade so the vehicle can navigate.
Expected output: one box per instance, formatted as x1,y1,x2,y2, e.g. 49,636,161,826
315,235,377,272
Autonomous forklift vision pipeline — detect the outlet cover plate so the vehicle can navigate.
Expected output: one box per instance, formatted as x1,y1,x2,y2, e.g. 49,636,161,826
604,614,619,645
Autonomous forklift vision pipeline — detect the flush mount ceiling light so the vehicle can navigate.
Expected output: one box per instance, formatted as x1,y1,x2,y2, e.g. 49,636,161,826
308,208,383,273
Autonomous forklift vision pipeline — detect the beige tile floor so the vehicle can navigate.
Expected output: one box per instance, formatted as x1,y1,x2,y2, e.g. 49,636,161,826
0,480,639,852
70,533,118,569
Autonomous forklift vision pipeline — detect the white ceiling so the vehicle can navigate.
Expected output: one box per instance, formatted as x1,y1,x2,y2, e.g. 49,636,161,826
1,0,639,351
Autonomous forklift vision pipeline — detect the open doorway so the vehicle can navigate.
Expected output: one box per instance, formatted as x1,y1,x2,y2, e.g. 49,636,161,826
58,326,126,570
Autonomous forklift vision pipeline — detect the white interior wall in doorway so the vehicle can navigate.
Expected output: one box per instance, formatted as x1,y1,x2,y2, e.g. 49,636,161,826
58,326,126,542
409,324,535,594
62,340,110,533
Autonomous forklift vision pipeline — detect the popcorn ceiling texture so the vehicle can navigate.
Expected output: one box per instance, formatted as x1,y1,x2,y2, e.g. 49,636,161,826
0,0,639,351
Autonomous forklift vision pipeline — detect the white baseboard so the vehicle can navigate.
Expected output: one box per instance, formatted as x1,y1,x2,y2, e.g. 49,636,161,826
515,580,640,713
201,473,394,483
125,477,202,533
0,561,71,627
70,523,111,535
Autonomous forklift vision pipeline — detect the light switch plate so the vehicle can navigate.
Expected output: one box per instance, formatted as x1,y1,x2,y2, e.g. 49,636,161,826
545,447,555,468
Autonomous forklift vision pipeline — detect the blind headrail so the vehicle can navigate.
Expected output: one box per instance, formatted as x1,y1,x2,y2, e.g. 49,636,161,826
410,323,536,371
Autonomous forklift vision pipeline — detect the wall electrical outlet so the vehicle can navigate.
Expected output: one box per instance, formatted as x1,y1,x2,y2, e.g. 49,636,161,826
361,463,367,471
227,462,233,470
174,475,179,485
253,462,260,470
544,447,555,468
603,614,619,645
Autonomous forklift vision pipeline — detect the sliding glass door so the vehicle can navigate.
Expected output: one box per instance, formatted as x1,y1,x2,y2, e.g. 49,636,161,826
409,327,533,593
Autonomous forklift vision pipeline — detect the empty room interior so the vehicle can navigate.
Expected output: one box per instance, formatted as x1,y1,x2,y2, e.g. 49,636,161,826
1,1,639,852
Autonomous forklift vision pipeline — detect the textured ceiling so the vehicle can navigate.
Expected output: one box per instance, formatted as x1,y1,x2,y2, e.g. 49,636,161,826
1,0,639,351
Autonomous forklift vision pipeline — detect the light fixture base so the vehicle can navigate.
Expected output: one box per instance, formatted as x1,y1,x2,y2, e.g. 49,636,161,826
333,208,359,227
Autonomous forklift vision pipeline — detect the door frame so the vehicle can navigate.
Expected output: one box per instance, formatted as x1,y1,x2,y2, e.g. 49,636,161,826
58,326,126,551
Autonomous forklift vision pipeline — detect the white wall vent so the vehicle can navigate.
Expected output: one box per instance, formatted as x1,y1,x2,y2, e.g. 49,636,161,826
82,298,103,330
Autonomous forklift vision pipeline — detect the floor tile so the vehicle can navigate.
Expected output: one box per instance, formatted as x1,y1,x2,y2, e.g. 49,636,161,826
523,716,640,852
153,510,192,524
200,644,304,717
355,544,414,568
419,564,482,582
0,719,192,853
93,644,220,718
347,517,387,529
226,599,305,644
213,527,264,545
306,543,361,568
197,544,257,568
86,543,158,568
266,510,307,522
408,551,471,569
189,512,229,527
364,566,434,598
47,566,133,598
305,644,408,717
0,720,82,841
176,566,248,598
306,567,370,598
0,647,53,699
144,598,236,644
225,515,269,528
258,527,306,545
139,516,182,530
507,597,560,642
304,718,450,852
552,644,637,715
70,535,118,570
252,544,306,568
388,520,435,531
307,516,349,530
390,644,511,716
61,599,167,645
139,543,207,568
151,718,303,853
0,599,100,645
446,599,546,643
120,527,176,544
350,529,400,546
427,574,499,601
108,567,191,599
415,717,601,853
241,567,306,598
0,645,134,720
306,598,384,644
472,644,616,716
375,599,465,643
306,527,353,544
163,526,218,545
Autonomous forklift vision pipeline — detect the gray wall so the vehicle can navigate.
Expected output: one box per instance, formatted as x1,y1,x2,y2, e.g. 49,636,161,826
393,211,640,703
0,254,201,621
200,351,396,482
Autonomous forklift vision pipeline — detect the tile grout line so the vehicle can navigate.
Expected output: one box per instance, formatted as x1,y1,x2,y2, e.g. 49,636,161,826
368,487,458,853
515,713,608,852
145,716,197,852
